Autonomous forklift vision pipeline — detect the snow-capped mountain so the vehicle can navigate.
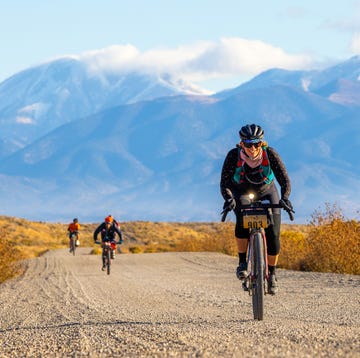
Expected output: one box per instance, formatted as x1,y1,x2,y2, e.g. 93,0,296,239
0,57,207,157
216,55,360,106
0,56,359,223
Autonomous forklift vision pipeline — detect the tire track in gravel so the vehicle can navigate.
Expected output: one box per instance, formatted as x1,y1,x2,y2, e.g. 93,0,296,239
0,248,359,357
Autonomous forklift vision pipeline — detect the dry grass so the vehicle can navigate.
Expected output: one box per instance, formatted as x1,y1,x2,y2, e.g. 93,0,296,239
0,203,358,283
0,227,24,283
302,204,360,274
121,221,237,255
0,216,96,283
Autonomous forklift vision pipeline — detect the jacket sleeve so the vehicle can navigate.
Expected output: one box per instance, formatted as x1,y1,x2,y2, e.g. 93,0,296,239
114,225,123,240
267,147,291,200
93,224,103,241
220,148,238,200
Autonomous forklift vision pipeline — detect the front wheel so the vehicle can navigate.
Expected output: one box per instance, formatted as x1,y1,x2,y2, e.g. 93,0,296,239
106,248,111,275
70,236,76,256
251,232,265,320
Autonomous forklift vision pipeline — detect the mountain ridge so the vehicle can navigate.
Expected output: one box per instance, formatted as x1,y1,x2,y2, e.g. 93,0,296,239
0,55,359,222
0,57,208,157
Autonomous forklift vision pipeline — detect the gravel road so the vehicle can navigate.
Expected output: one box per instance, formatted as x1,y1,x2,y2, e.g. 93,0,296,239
0,248,359,357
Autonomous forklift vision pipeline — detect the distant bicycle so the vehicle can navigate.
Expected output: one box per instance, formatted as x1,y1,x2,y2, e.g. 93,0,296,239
69,232,78,256
222,192,294,320
95,238,120,275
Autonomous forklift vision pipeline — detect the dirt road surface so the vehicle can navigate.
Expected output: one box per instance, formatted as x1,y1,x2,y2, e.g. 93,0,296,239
0,249,359,357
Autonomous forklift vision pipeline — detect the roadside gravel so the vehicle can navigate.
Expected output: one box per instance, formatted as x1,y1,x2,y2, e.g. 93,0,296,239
0,249,359,357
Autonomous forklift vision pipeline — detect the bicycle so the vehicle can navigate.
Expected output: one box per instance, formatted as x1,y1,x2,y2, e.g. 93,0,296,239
95,239,120,275
221,192,294,320
69,232,78,256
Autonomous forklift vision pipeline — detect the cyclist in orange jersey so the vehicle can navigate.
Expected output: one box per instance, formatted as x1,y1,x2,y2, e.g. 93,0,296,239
67,218,80,252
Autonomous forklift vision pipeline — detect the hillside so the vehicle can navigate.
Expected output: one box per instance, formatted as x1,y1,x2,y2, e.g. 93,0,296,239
0,216,305,282
0,215,307,257
1,211,359,285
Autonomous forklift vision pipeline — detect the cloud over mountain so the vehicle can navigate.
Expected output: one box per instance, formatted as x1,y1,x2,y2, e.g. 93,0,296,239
60,39,313,86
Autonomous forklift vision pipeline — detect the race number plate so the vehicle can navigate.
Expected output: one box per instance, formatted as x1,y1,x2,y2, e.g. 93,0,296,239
243,214,268,229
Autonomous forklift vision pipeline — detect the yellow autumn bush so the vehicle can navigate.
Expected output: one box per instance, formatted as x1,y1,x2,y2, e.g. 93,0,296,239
301,203,360,274
278,230,307,271
0,228,25,284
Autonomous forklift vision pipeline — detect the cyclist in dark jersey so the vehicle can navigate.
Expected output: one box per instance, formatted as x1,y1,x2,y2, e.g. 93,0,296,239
220,124,293,294
93,215,123,269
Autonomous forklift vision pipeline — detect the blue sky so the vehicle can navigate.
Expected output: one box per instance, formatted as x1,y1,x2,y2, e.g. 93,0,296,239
1,0,360,92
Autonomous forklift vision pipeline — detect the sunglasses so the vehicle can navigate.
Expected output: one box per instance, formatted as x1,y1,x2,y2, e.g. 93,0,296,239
243,142,262,148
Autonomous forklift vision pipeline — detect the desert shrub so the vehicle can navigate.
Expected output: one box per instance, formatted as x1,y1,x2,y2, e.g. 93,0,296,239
129,246,143,254
90,247,102,255
144,246,157,253
203,224,237,256
0,230,25,283
302,203,360,274
0,217,98,283
278,231,307,270
174,223,237,255
176,235,206,252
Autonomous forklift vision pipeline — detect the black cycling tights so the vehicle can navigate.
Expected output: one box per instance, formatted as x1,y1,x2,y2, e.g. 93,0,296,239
234,183,281,256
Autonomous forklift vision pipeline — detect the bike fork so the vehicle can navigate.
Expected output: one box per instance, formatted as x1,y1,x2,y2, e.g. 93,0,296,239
243,231,267,295
260,229,270,294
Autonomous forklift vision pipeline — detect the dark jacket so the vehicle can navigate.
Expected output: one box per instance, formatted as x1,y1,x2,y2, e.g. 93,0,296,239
93,222,123,242
220,145,291,200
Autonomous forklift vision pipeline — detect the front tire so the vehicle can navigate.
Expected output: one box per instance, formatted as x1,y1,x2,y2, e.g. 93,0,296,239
106,249,111,275
252,232,265,320
71,237,76,256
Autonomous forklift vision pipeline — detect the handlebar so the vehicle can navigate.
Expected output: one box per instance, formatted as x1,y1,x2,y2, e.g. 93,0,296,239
94,241,122,245
221,202,295,222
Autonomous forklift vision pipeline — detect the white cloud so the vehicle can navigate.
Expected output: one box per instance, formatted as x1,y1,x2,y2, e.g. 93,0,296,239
351,33,360,54
183,38,312,80
78,44,140,73
74,38,313,84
